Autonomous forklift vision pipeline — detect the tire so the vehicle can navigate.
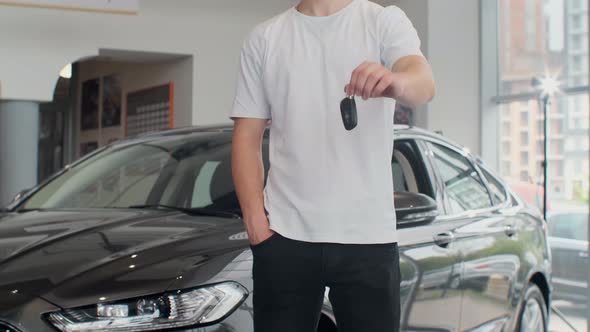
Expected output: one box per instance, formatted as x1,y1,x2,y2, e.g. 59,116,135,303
516,284,548,332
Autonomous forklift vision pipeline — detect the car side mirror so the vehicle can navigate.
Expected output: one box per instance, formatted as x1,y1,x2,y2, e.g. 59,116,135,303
395,192,439,228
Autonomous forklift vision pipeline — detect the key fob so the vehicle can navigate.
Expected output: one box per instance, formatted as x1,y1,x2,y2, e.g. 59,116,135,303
340,96,358,131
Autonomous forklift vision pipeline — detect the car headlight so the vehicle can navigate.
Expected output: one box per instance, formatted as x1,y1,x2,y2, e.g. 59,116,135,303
46,281,248,332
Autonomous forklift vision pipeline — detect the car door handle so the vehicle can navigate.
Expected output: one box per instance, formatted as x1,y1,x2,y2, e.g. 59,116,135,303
433,232,455,248
504,224,516,237
579,251,589,259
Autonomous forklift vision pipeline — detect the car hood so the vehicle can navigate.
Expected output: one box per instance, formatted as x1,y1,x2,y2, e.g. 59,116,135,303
0,209,248,310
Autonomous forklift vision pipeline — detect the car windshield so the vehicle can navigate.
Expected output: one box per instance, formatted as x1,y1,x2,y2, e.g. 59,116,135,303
22,132,240,213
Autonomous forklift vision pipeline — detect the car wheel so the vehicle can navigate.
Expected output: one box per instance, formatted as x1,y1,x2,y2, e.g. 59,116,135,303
449,275,461,289
516,284,547,332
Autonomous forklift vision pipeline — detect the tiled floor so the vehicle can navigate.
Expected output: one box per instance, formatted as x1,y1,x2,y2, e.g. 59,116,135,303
549,301,588,332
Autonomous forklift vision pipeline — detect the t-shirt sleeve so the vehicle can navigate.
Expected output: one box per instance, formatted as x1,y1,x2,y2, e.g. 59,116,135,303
379,6,424,70
230,28,271,120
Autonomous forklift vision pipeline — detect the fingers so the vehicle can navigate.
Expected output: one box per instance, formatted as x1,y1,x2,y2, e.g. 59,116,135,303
355,64,379,100
371,73,395,98
347,61,370,96
362,70,389,100
347,62,394,100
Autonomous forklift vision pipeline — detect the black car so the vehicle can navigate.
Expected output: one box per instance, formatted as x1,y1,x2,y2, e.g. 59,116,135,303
1,125,551,332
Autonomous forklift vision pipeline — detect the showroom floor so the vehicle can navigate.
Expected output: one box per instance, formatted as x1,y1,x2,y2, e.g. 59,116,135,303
549,301,588,332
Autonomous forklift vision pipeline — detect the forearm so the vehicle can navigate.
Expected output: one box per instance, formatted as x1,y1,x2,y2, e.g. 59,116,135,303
232,122,268,234
392,56,436,108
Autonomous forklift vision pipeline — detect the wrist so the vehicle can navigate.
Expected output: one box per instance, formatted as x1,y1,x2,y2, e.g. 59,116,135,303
388,72,408,100
243,210,268,228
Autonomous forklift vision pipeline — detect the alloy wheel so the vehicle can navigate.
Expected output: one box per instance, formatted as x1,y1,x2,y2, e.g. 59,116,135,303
520,298,545,332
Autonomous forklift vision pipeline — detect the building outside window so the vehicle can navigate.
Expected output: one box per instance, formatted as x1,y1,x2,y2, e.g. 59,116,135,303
494,0,589,329
498,0,588,203
502,141,511,154
502,160,511,175
572,34,582,50
520,110,529,125
520,170,530,182
537,140,544,154
521,132,529,145
520,151,529,166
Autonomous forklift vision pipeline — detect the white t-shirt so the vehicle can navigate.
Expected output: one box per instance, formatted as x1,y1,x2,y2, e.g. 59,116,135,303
231,0,423,244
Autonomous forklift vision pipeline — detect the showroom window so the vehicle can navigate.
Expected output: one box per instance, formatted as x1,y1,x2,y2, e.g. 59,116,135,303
489,0,589,329
495,0,589,206
549,212,588,241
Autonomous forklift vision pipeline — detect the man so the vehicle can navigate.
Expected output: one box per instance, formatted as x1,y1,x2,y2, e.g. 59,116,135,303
231,0,435,331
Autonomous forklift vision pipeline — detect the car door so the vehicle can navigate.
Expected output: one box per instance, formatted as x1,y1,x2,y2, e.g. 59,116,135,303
424,141,522,332
393,138,463,332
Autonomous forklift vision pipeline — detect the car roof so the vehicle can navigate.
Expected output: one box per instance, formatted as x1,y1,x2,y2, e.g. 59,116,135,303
112,123,464,153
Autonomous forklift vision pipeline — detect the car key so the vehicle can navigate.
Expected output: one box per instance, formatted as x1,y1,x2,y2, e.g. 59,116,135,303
340,95,358,131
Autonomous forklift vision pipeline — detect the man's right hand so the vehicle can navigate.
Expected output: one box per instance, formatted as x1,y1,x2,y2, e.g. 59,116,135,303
247,215,275,246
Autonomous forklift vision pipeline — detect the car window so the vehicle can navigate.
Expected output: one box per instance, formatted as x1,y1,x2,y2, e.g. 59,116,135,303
548,213,589,241
183,141,270,211
191,161,222,207
392,160,408,192
479,167,508,206
22,133,241,212
392,140,435,198
428,143,493,213
24,145,170,209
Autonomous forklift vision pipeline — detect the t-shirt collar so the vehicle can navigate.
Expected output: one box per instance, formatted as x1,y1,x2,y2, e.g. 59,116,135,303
291,0,359,21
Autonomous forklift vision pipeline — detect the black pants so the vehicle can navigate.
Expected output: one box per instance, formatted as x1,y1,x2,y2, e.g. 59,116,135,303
251,232,401,332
